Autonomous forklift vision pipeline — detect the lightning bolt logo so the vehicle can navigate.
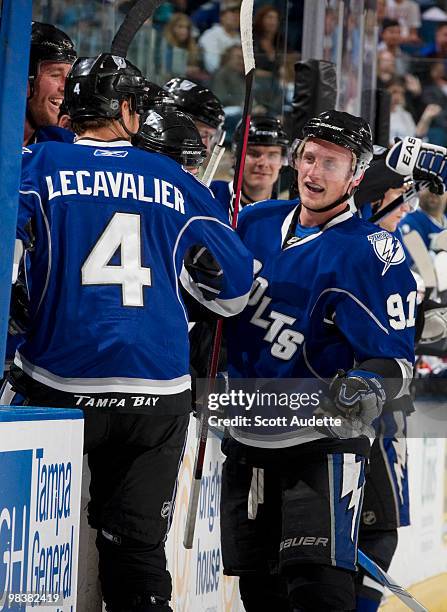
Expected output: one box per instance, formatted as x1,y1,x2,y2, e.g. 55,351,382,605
341,456,363,541
368,232,406,275
381,237,401,276
392,436,407,505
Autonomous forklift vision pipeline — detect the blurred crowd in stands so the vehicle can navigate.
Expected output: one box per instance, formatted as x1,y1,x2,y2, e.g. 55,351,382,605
32,0,447,148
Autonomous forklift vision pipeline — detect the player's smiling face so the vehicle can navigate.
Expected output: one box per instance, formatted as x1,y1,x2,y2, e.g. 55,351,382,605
297,138,355,210
28,61,72,127
244,145,282,191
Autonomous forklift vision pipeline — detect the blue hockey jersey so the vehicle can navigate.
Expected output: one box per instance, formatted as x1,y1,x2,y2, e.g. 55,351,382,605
210,179,231,211
399,208,447,250
14,138,253,403
226,199,416,446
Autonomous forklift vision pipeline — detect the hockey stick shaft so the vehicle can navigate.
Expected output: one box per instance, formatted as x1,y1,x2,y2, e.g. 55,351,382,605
357,550,428,611
202,130,227,186
111,0,162,57
368,180,430,224
183,0,255,550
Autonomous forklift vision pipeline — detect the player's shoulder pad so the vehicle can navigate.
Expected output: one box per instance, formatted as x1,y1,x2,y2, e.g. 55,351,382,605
238,197,297,225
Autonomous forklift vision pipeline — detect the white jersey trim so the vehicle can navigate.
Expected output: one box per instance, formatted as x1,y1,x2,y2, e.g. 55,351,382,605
229,425,327,448
180,265,250,317
309,287,390,335
281,207,353,251
73,138,132,147
14,352,191,395
173,215,248,322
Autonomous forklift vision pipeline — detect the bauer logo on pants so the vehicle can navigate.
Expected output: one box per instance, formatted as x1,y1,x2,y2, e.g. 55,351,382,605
368,231,406,276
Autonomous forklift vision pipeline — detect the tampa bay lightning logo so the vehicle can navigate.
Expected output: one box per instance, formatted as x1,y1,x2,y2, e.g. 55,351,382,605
367,231,406,276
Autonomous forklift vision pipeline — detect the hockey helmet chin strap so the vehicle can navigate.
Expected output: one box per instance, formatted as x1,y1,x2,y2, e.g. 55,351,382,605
300,188,354,213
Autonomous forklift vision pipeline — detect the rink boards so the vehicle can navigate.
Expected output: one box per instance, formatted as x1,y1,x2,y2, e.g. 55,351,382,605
0,407,84,612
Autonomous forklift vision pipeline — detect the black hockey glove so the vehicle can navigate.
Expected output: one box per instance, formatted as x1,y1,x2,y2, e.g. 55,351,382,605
329,369,386,437
9,276,30,336
184,245,223,301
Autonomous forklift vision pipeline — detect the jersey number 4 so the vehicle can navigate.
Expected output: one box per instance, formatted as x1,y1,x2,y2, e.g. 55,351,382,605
81,212,151,307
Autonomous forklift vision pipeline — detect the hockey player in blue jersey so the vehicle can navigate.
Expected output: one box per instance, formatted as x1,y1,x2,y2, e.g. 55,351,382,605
220,110,416,611
400,189,447,250
210,115,289,213
2,53,253,612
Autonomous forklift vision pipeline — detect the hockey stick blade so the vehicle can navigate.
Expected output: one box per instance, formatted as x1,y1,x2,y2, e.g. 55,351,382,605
240,0,255,75
202,130,226,186
403,231,437,288
111,0,162,57
358,551,428,611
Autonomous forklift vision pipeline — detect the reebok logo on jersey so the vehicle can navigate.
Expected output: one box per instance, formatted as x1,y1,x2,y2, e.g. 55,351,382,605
94,149,129,158
368,231,405,276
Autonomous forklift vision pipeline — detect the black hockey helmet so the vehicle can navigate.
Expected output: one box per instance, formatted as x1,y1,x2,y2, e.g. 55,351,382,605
301,110,373,176
65,53,149,122
132,108,207,168
29,22,77,80
161,78,225,130
232,115,289,155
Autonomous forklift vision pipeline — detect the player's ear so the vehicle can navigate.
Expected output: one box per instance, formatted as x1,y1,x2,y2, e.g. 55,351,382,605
352,172,365,188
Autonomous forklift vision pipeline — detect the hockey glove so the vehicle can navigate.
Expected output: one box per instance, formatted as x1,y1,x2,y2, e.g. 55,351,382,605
184,245,223,301
329,369,386,437
8,276,30,336
386,137,447,195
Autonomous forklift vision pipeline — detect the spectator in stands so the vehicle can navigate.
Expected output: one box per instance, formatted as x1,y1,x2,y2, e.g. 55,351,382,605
252,5,283,114
211,44,245,108
385,0,422,44
387,76,441,142
253,5,282,75
191,0,220,34
421,60,447,144
154,13,206,83
377,0,387,31
377,49,397,87
199,0,241,73
417,21,447,83
378,18,409,75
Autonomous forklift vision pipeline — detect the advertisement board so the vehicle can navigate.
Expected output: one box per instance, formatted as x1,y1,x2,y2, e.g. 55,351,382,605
0,408,83,612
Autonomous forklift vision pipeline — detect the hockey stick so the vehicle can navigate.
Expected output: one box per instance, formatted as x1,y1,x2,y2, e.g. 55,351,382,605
403,230,437,289
368,180,430,224
357,551,428,611
201,130,227,187
183,0,255,550
111,0,163,57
